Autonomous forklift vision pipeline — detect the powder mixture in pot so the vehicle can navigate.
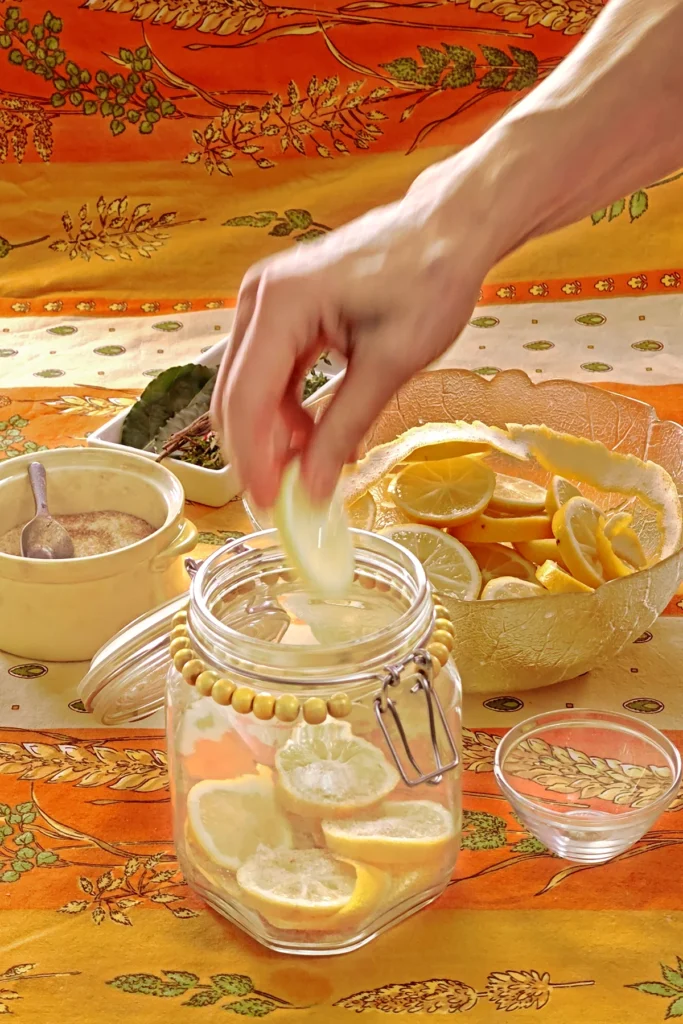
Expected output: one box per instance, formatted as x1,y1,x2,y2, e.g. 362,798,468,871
0,510,155,558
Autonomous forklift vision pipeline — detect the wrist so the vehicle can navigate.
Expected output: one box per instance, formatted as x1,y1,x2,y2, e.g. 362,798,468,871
406,122,536,277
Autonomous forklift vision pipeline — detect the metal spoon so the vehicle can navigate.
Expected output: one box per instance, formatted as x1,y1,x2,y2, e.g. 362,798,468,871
20,462,75,560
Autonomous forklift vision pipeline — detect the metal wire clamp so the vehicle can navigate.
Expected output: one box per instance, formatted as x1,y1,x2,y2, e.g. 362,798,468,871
374,649,459,787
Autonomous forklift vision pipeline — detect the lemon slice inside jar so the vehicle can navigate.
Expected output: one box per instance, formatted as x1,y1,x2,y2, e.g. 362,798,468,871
186,770,293,871
322,800,456,867
275,720,399,818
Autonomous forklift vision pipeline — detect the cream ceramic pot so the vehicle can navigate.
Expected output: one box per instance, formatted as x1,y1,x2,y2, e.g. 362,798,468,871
0,448,198,661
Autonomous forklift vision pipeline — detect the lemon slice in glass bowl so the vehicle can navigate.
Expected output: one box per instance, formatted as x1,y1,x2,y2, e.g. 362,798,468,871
466,542,537,585
480,576,547,600
552,496,606,589
390,457,495,526
381,523,481,600
488,473,547,515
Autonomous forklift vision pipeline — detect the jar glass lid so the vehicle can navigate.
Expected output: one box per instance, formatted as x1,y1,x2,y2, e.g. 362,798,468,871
79,593,187,725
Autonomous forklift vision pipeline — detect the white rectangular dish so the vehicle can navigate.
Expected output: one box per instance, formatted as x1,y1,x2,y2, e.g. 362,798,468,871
88,338,344,507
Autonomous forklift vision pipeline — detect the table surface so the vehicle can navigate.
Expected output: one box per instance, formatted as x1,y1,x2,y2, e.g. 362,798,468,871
0,295,682,1024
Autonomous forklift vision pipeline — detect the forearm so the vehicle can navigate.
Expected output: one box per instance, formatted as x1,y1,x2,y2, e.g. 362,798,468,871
418,0,683,262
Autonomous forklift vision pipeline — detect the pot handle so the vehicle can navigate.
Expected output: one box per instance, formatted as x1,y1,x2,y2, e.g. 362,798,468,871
151,519,198,573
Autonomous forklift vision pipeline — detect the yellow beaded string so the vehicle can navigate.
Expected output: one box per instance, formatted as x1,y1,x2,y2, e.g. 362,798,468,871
167,589,455,725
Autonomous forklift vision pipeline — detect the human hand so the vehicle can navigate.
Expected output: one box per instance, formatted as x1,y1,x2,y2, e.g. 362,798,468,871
211,168,497,509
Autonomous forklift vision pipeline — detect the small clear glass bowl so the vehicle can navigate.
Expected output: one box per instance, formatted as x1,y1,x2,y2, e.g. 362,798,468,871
494,709,682,864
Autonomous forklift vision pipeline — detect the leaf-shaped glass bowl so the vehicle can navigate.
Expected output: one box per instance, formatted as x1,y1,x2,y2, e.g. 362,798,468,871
245,370,683,693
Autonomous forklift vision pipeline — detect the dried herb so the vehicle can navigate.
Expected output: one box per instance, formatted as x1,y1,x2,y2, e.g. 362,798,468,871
303,368,328,400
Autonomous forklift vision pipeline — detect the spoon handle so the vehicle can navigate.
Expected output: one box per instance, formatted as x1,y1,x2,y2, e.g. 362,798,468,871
28,461,50,517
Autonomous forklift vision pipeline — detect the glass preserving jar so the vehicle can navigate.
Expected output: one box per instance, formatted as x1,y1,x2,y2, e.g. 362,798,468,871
81,529,462,956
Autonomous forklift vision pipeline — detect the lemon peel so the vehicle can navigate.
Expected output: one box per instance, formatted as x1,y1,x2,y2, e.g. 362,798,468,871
507,424,682,561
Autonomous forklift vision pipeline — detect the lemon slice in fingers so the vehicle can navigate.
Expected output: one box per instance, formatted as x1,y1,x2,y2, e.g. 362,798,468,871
274,458,354,598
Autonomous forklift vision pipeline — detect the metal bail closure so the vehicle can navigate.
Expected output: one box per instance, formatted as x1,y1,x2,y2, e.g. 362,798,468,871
374,649,459,787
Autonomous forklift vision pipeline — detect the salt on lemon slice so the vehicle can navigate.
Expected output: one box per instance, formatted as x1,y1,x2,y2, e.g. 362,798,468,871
275,720,399,818
381,524,481,600
508,424,682,561
466,542,537,584
322,800,456,867
535,560,594,594
488,473,547,515
342,421,527,506
480,576,547,600
237,847,357,923
552,496,606,588
187,770,293,871
450,514,553,544
240,849,388,931
274,458,354,599
390,457,495,526
545,475,582,518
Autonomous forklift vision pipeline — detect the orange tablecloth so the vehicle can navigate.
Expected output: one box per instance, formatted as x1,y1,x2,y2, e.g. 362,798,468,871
1,295,682,1023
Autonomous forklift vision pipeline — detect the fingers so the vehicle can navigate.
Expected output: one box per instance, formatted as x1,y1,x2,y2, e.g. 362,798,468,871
224,275,310,508
210,266,261,453
302,336,414,502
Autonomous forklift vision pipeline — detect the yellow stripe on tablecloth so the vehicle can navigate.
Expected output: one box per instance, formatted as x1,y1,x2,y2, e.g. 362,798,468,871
2,910,681,1023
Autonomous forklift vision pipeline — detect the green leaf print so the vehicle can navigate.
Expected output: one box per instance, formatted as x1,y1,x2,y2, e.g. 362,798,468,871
94,345,126,356
580,362,612,373
212,975,254,997
108,974,191,997
162,971,199,989
152,321,183,332
223,212,279,228
608,198,626,221
47,325,78,336
269,221,294,238
591,208,607,224
511,837,547,854
575,313,606,327
469,316,499,329
461,810,507,851
631,340,663,352
629,189,649,221
380,57,420,82
284,209,313,230
225,997,277,1017
480,45,511,66
627,957,683,1018
523,341,554,351
185,989,222,1007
